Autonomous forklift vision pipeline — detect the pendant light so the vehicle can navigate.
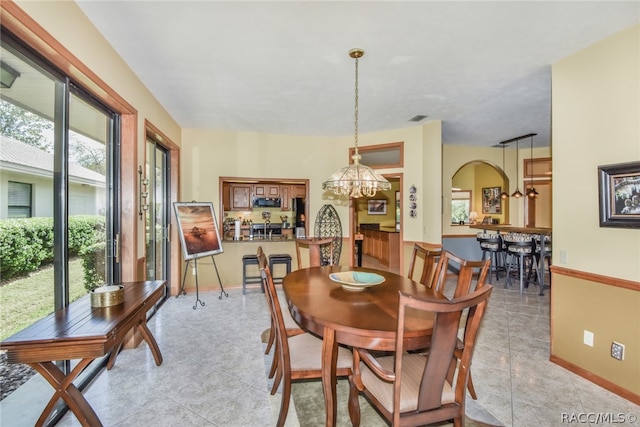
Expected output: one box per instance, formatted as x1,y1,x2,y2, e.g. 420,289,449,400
500,142,510,199
526,134,539,198
511,138,523,198
322,49,391,198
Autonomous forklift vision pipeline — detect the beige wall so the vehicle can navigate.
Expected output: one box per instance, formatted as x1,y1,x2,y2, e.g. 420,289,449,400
552,24,640,397
181,123,442,286
443,145,551,235
355,180,400,227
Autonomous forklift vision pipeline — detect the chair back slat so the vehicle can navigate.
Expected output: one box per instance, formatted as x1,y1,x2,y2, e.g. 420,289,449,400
430,250,490,297
416,309,461,411
394,285,493,420
408,243,443,286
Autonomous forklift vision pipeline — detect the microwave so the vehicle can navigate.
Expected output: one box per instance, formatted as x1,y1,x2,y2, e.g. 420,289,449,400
253,197,282,208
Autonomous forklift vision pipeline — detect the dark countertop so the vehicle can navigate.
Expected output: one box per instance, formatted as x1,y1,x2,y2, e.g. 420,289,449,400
360,224,399,233
223,236,295,243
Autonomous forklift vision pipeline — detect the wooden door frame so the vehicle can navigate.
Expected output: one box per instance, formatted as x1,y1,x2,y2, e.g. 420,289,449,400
349,173,403,269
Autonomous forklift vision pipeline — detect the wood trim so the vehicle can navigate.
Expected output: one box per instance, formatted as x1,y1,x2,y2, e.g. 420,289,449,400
1,1,135,115
403,241,443,250
136,257,146,281
524,157,552,178
1,1,140,282
349,141,404,169
120,115,138,282
550,355,640,405
144,119,181,296
441,234,477,239
551,266,640,292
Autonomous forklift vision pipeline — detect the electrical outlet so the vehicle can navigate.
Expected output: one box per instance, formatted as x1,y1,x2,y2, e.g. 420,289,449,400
583,330,594,347
611,342,625,360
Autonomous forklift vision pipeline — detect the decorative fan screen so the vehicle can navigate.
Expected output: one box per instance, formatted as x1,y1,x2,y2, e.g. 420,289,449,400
314,204,342,266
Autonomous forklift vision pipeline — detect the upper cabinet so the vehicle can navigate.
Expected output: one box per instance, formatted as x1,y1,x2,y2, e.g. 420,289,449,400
280,185,291,211
229,184,252,210
292,184,306,198
254,184,280,198
220,178,309,213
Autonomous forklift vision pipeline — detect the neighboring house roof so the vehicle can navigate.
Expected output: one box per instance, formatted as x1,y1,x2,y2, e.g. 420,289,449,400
0,136,105,186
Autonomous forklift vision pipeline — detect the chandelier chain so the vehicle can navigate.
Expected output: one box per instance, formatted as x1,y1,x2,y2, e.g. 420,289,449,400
354,54,359,152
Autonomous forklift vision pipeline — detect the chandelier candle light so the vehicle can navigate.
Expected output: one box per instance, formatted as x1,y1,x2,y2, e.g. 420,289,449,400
322,49,391,198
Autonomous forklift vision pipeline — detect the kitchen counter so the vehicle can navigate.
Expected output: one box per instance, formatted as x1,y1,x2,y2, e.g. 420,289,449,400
223,235,295,243
360,226,400,268
379,226,400,233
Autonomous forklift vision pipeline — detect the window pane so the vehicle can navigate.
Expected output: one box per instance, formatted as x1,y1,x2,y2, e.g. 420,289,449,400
451,190,471,223
7,181,32,217
69,91,109,291
0,41,58,338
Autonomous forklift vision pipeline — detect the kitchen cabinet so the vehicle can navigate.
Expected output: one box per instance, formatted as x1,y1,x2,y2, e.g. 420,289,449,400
222,182,230,211
254,184,280,198
361,227,399,268
292,184,306,198
230,184,252,210
280,185,291,211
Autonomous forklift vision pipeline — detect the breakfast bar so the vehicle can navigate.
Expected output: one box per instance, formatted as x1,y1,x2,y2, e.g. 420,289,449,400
469,224,552,294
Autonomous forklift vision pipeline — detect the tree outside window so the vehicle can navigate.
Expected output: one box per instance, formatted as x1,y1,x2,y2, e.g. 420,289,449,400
451,190,471,224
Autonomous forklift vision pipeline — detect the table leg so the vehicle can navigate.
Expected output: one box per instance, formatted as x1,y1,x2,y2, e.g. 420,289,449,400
106,318,163,370
137,318,163,366
31,358,102,427
106,342,123,370
321,326,338,427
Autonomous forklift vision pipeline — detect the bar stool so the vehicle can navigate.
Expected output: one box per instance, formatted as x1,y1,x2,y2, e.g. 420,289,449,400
534,235,552,292
242,254,263,294
504,234,538,295
476,233,505,284
268,254,292,284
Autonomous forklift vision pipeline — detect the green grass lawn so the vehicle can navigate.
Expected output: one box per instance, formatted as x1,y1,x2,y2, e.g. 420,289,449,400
0,258,87,341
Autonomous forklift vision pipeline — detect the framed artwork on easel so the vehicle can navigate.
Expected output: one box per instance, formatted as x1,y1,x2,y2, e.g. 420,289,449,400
173,202,224,260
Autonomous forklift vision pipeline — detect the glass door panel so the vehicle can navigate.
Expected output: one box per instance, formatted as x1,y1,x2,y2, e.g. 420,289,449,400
145,138,169,284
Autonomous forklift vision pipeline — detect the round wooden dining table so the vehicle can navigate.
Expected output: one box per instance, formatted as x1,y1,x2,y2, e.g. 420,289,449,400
282,265,442,427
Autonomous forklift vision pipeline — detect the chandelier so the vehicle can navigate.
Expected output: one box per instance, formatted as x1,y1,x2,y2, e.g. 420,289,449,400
322,49,391,198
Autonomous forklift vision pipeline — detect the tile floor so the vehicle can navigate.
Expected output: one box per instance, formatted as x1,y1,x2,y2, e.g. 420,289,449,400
2,265,638,426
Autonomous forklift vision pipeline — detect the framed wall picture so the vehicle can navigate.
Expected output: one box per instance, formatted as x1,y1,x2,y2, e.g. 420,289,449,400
482,187,502,214
173,202,224,260
367,199,387,215
598,161,640,228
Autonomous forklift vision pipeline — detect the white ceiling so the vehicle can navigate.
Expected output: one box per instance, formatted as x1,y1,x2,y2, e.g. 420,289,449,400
75,1,639,148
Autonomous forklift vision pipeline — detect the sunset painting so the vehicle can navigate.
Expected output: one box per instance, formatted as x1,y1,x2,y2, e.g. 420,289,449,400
174,202,223,259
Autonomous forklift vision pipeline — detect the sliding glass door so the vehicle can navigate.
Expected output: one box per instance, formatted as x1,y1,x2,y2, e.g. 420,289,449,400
145,137,170,284
0,29,119,415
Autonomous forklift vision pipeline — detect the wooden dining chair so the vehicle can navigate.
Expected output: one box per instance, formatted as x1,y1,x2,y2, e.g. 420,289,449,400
348,285,493,427
257,247,304,382
259,255,353,427
430,250,490,298
421,250,490,400
407,243,442,286
294,237,334,269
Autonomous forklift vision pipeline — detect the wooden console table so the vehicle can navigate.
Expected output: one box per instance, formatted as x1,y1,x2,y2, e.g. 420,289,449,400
0,280,166,427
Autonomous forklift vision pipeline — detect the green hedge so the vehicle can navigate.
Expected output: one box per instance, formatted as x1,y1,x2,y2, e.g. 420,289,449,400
0,216,105,280
80,242,106,291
